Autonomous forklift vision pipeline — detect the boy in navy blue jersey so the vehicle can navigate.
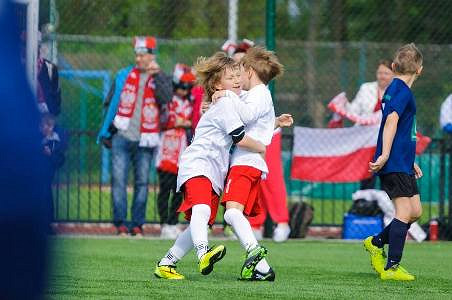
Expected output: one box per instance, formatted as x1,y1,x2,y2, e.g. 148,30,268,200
364,43,423,281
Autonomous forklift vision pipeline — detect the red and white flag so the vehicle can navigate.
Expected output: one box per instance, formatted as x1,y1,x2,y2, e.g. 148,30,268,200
328,92,382,126
291,126,379,182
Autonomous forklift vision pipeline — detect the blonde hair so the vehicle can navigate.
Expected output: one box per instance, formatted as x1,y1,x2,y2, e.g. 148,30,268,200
241,46,284,84
194,52,238,102
392,43,423,75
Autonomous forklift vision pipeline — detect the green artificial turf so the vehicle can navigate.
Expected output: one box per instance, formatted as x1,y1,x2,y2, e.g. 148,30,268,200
45,237,452,299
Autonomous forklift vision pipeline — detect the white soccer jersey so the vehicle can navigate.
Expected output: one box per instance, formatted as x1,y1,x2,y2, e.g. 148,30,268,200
176,92,253,195
230,84,275,174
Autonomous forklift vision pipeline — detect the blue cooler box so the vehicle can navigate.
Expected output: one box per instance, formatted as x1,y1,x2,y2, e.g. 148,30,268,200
342,213,383,240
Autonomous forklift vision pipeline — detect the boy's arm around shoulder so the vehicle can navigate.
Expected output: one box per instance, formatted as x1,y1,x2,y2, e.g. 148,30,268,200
214,97,265,154
216,90,260,125
236,135,266,155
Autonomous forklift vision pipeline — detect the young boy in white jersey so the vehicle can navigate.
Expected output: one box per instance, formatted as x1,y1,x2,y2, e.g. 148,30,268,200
216,47,287,281
154,52,265,280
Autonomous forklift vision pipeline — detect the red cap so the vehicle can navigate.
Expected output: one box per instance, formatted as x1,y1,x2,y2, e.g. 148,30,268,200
180,72,196,84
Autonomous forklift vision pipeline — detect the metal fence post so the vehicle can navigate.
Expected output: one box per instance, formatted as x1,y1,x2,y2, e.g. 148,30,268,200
266,0,276,97
440,138,446,219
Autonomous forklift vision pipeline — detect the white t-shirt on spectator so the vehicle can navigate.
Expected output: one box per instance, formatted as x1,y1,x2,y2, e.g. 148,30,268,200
176,92,253,195
346,81,379,117
230,84,275,174
440,94,452,129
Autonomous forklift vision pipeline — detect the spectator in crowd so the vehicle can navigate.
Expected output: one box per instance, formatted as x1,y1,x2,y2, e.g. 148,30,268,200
328,59,394,128
35,31,66,233
40,113,66,232
328,59,394,189
37,33,61,116
98,36,172,236
440,94,452,134
156,64,196,239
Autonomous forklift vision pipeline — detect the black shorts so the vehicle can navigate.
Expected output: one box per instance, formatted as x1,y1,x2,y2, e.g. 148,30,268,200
379,172,419,199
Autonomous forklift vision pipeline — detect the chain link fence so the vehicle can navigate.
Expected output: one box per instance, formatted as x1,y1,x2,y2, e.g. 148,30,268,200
36,0,451,236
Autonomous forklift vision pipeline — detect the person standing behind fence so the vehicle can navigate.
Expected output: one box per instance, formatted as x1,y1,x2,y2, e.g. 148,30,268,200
40,113,66,233
156,64,196,239
440,94,452,134
98,36,172,236
328,59,394,190
37,33,62,116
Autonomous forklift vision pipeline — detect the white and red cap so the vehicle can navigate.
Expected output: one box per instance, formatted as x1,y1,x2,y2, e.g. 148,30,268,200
173,63,196,90
221,39,255,56
133,36,157,54
173,63,195,84
234,39,254,54
221,39,237,56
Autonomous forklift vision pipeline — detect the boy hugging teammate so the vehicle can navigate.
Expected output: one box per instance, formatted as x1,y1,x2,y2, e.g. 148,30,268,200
219,47,286,281
154,52,266,280
365,43,424,281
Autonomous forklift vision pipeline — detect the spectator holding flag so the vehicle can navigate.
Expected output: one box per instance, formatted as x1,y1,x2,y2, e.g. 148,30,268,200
328,59,394,128
440,94,452,134
328,59,394,189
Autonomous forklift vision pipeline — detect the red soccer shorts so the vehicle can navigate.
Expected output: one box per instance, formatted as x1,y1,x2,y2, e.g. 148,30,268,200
222,166,263,217
177,176,219,225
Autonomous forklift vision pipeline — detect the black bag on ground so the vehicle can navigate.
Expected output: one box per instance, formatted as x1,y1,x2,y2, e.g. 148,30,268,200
348,198,382,216
289,202,314,238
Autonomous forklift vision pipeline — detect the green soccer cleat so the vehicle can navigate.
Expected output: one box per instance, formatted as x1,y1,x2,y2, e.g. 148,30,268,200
363,236,386,274
198,245,227,275
240,267,275,282
154,264,185,280
240,245,268,280
380,264,415,281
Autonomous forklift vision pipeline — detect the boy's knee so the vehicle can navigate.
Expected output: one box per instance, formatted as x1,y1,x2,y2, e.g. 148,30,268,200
411,207,422,222
192,204,211,222
223,207,242,225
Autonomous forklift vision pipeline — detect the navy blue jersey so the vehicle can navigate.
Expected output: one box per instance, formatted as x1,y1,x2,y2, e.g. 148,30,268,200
374,78,417,175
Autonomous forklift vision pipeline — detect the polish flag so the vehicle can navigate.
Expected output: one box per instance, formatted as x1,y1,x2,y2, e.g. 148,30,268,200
291,125,379,182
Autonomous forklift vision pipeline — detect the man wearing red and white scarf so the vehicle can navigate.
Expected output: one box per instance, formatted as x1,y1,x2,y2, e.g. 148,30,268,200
107,36,172,236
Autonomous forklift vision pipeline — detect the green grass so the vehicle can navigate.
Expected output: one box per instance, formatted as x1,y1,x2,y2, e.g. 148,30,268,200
46,237,452,299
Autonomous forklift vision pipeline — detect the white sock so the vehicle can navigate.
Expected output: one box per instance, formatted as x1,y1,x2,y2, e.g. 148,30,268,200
190,204,211,260
159,226,193,266
223,208,258,251
255,258,271,273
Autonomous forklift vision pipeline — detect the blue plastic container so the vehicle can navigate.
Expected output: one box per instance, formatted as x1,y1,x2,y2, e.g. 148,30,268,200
342,213,384,240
